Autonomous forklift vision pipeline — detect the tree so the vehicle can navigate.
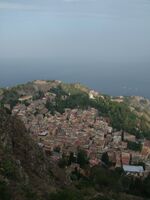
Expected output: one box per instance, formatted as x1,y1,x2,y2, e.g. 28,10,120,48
77,149,88,168
101,152,109,166
68,152,76,165
143,174,150,197
127,141,142,152
48,189,84,200
0,180,11,200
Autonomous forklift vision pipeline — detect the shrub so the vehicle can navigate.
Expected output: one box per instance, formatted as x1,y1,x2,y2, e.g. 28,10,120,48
0,180,11,200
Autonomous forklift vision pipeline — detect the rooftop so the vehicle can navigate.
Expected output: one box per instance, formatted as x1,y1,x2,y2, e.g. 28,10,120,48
123,165,144,173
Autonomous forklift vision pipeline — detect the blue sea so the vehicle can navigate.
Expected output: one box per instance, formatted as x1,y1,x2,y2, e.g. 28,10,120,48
0,59,150,99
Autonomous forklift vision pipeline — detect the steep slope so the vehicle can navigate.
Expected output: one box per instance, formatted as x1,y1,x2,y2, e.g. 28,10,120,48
0,108,55,200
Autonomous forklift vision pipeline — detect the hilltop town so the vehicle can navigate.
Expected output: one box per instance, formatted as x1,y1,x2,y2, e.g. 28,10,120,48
0,80,149,177
1,80,150,200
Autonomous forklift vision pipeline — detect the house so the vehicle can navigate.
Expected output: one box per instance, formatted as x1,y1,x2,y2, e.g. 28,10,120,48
38,142,45,148
107,126,113,133
89,158,100,167
123,132,136,142
131,152,142,165
38,131,48,136
4,104,11,110
112,131,122,137
121,152,131,165
34,80,47,84
107,151,116,165
111,96,124,103
120,141,128,149
115,152,121,168
142,140,150,159
89,90,99,99
145,161,150,172
123,165,144,176
113,135,122,144
18,95,32,102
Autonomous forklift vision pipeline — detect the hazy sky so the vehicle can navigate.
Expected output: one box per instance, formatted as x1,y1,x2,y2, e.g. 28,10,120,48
1,0,150,63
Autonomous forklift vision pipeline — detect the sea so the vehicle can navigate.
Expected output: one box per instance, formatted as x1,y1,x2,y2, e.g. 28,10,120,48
0,59,150,99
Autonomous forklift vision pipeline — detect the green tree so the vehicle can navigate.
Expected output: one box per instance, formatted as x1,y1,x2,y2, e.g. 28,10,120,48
77,149,88,168
68,152,76,165
143,174,150,197
48,189,84,200
101,152,109,166
127,141,142,152
0,181,11,200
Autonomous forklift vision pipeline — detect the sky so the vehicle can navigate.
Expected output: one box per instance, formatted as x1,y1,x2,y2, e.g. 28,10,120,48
0,0,150,97
0,0,150,63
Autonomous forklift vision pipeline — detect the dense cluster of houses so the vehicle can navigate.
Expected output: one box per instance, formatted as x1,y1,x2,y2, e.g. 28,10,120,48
11,92,150,177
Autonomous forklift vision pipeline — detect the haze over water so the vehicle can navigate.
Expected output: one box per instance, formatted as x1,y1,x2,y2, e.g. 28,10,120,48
0,0,150,98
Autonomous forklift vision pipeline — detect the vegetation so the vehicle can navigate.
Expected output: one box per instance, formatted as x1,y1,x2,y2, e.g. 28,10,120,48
0,108,53,200
81,166,150,198
33,90,45,100
1,89,19,109
58,149,88,169
101,152,110,166
1,82,149,139
0,180,11,200
0,159,16,179
48,189,84,200
0,108,150,200
77,149,89,168
1,81,150,199
127,141,142,152
46,86,150,139
46,92,90,114
48,166,150,200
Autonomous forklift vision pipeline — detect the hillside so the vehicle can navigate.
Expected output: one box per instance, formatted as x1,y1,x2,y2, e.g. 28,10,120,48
0,108,56,200
0,80,149,139
125,96,150,129
0,81,150,199
0,108,149,200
